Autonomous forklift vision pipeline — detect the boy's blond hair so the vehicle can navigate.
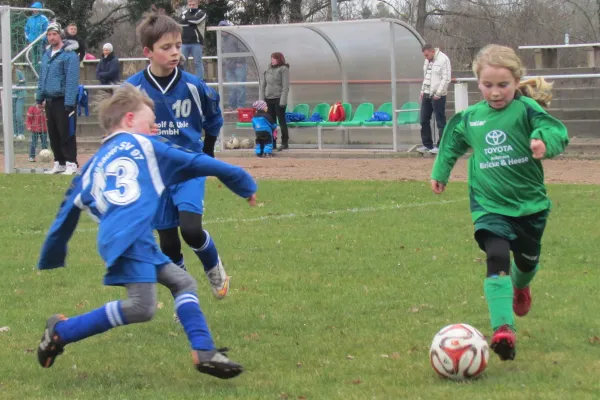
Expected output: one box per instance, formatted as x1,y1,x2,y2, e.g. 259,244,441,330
136,12,182,50
472,44,553,108
97,84,154,132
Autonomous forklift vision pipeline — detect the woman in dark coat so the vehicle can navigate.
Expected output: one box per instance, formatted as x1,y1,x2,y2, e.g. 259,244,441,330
96,43,120,85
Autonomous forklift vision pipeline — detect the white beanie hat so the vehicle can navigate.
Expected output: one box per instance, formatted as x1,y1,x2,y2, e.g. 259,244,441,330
103,43,113,52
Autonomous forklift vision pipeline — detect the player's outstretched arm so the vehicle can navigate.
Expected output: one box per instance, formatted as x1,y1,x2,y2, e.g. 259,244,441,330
430,112,470,190
149,137,257,201
37,177,83,270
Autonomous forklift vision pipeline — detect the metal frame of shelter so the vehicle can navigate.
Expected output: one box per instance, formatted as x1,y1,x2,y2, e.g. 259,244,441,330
208,19,426,151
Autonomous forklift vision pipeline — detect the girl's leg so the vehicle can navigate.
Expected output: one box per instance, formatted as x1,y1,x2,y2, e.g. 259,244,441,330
481,232,516,361
510,210,547,317
511,253,538,317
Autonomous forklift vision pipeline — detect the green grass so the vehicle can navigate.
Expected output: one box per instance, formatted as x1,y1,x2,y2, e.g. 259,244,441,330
1,175,599,399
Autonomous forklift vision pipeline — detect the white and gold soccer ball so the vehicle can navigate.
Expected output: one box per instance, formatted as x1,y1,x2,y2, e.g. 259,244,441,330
38,149,53,162
240,138,254,149
225,137,240,149
429,323,489,380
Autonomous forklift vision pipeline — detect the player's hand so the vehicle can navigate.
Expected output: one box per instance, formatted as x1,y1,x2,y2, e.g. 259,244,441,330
419,92,424,102
530,139,546,159
433,95,441,100
431,180,446,194
247,194,257,206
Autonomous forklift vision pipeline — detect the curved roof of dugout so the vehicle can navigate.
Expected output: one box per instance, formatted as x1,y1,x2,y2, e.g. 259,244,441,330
208,19,426,108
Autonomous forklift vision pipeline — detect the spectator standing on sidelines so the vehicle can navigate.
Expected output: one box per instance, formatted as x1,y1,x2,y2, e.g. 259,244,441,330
25,2,49,74
177,0,207,78
35,23,80,175
63,23,86,63
417,44,451,155
96,43,120,85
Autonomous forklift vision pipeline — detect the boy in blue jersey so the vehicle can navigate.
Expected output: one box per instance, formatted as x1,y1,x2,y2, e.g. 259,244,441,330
36,84,257,379
251,100,278,157
126,14,230,300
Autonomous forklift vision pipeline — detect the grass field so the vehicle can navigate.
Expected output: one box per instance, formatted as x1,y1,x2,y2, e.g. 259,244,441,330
1,174,599,399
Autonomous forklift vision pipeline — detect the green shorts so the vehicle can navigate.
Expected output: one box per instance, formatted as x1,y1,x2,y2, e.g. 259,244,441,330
474,210,549,261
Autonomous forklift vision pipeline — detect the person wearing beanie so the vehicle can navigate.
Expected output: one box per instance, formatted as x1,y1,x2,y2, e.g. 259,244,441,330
96,43,120,85
36,21,80,175
251,100,278,157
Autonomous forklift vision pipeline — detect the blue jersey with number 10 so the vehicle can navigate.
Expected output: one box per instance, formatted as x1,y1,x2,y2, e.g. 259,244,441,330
126,67,223,154
37,132,256,271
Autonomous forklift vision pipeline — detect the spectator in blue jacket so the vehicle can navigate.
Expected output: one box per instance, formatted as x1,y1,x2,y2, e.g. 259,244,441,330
25,2,49,74
96,43,120,85
35,23,80,176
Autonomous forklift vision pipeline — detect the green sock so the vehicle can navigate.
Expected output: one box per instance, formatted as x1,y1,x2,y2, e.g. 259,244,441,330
511,262,539,289
484,276,515,331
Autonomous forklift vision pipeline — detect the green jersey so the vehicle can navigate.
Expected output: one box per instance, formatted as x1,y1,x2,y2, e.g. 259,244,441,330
431,94,569,222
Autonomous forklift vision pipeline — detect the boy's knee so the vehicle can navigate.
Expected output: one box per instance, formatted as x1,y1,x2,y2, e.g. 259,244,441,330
130,300,157,323
121,284,157,324
179,213,206,248
158,263,198,297
173,272,198,297
157,228,182,261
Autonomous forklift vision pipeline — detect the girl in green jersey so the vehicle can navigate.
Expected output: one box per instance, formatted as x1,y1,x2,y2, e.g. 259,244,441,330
430,45,569,361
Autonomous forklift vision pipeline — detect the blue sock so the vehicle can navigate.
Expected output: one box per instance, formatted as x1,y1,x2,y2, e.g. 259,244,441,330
192,230,219,273
174,292,214,351
54,301,126,344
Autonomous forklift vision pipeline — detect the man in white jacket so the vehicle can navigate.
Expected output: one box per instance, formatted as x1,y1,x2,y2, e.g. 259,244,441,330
417,44,451,155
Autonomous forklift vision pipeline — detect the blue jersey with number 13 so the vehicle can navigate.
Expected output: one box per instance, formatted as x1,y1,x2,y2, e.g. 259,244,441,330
37,132,256,271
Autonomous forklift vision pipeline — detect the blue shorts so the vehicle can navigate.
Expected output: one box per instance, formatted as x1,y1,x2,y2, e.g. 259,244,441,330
104,258,169,287
152,177,206,230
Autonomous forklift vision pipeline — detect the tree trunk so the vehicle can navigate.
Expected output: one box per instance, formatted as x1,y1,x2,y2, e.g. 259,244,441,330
415,0,428,38
289,0,303,22
597,0,600,40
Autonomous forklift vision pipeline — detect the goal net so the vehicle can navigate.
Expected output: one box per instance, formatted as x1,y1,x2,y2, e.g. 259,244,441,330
1,5,54,173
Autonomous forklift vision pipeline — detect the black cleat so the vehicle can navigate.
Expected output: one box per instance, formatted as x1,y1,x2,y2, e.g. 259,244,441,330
192,347,244,379
37,314,67,368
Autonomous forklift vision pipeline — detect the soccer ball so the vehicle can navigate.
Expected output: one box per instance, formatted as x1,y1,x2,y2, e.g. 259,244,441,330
225,137,240,149
429,323,489,380
240,138,254,149
39,149,53,162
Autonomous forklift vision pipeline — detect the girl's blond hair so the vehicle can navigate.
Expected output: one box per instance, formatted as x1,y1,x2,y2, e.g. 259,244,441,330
97,84,154,133
472,44,553,108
